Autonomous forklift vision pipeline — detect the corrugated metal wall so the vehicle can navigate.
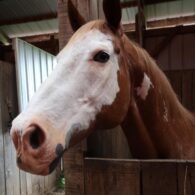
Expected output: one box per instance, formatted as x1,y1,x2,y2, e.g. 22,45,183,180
15,38,56,111
145,0,195,21
12,38,58,195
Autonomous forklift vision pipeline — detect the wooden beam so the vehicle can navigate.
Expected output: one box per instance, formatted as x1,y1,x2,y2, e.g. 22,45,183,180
0,13,57,26
0,31,11,45
135,0,146,46
145,0,178,4
121,1,138,8
144,24,195,37
147,15,195,28
123,15,195,32
152,26,180,58
22,33,58,43
121,0,178,8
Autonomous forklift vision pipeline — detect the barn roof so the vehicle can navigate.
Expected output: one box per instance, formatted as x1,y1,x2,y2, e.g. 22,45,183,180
0,0,195,44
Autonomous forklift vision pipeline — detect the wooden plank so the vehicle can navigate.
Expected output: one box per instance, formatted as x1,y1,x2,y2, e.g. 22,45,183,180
57,0,73,49
181,70,193,111
0,13,57,26
193,71,195,112
0,61,21,195
87,127,131,159
177,161,195,195
57,1,87,194
77,0,89,21
155,36,169,70
152,28,178,59
0,61,6,195
124,15,195,32
141,161,178,195
169,35,182,70
84,158,140,195
63,144,85,195
89,0,98,20
98,0,104,19
183,34,195,70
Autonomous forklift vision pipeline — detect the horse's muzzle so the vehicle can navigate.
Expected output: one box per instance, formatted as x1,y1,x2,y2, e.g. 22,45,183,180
11,123,64,175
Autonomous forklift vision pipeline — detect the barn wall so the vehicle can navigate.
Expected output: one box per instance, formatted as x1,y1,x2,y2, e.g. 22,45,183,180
0,61,20,195
0,41,59,195
145,32,195,111
84,158,195,195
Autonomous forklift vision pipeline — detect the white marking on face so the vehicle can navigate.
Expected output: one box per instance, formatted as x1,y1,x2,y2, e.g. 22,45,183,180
136,73,153,100
11,28,120,148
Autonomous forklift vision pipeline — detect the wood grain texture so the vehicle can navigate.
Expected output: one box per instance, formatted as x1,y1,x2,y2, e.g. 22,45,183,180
177,161,195,195
141,161,178,195
84,158,140,195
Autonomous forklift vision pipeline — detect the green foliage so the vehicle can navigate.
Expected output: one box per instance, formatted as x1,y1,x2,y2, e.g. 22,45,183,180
56,171,65,190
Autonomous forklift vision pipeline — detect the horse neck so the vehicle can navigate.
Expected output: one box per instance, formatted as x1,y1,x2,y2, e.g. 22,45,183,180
122,36,195,159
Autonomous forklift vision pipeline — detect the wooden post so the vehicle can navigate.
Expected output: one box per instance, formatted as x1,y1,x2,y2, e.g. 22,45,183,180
57,0,89,194
135,0,145,47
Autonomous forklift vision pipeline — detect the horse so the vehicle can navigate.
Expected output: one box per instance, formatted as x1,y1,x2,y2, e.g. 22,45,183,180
11,0,195,175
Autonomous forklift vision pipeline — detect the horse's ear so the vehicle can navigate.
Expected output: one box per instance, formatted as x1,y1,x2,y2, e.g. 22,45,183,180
68,0,86,31
103,0,122,32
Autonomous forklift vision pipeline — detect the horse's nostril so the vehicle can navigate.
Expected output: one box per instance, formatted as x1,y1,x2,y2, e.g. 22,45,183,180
29,126,45,149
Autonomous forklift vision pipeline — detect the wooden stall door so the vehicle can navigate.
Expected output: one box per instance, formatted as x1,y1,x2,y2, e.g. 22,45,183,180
0,61,20,195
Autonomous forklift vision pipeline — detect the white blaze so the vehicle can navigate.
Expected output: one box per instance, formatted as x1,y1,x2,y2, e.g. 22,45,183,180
136,73,153,100
11,29,120,147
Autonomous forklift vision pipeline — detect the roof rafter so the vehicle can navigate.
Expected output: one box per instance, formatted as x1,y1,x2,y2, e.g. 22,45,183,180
0,13,57,26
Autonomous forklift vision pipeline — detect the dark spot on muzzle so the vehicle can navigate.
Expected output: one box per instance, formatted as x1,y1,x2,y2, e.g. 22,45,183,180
49,156,61,174
56,144,64,157
49,144,64,174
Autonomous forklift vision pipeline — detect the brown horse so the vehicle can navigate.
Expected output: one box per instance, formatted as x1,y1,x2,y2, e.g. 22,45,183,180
11,0,195,175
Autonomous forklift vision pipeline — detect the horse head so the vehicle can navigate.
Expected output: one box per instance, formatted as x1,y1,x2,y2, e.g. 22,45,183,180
11,0,131,175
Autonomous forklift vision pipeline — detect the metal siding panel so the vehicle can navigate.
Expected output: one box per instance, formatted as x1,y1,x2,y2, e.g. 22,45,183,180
182,0,195,16
33,49,42,91
25,44,36,100
155,2,169,20
47,54,53,75
15,38,56,111
168,1,182,18
18,40,29,111
41,52,48,81
145,4,156,21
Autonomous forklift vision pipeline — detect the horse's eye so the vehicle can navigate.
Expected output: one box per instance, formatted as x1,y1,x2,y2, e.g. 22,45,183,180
93,51,110,63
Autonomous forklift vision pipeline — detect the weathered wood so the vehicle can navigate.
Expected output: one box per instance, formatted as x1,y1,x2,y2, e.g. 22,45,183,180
89,0,98,20
64,144,85,195
84,158,140,195
141,160,178,195
152,28,178,59
177,161,195,195
124,15,195,32
57,1,89,194
57,0,73,49
0,13,57,26
0,61,6,195
193,71,195,112
183,34,195,70
182,71,193,110
135,0,145,46
0,61,21,195
87,127,131,159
